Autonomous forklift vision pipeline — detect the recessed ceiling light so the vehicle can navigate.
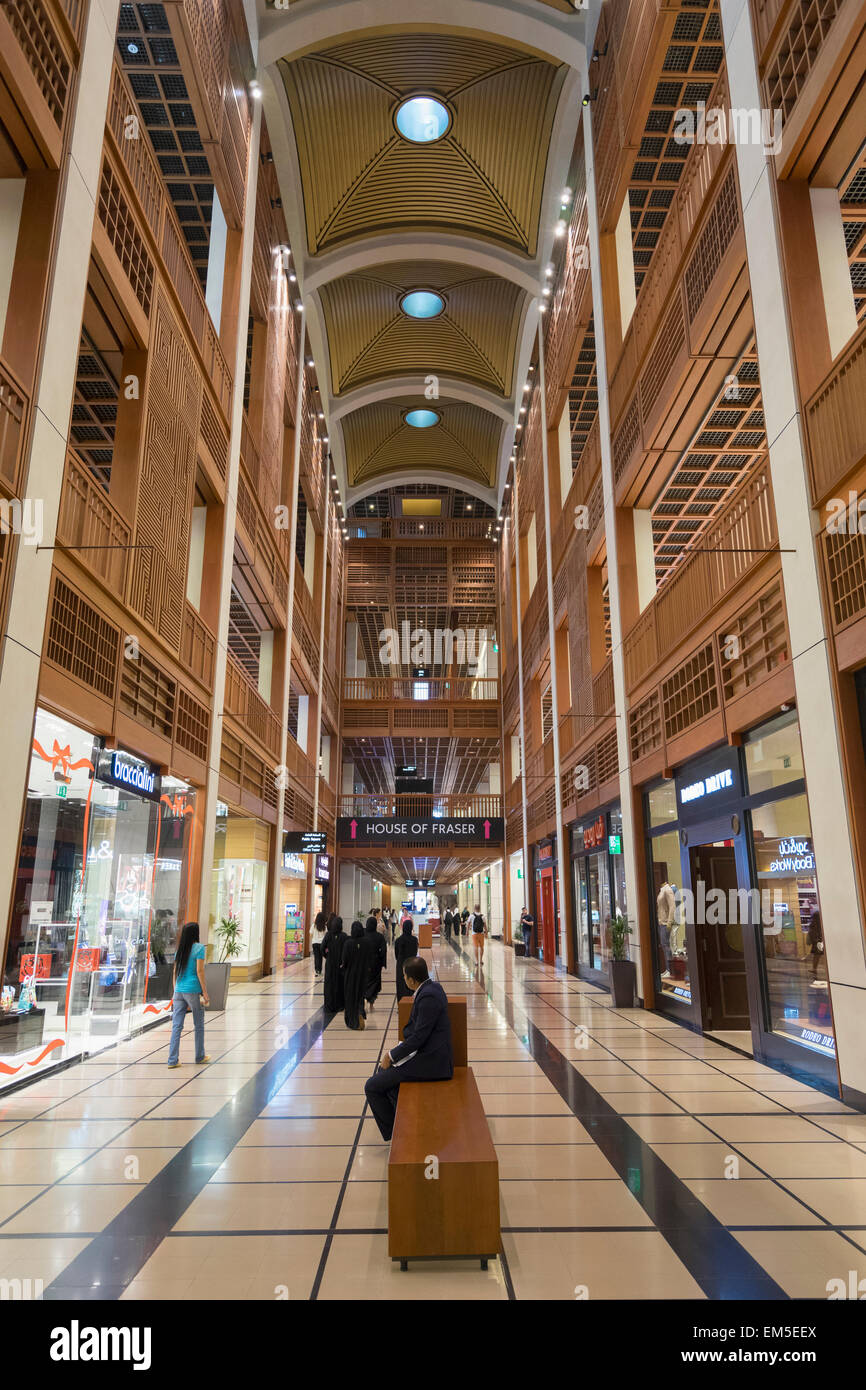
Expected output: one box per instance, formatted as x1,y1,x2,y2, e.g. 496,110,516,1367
401,289,445,319
395,96,451,143
404,409,440,428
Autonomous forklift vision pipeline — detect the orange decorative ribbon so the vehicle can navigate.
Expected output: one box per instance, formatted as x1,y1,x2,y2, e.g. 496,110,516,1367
0,1038,65,1076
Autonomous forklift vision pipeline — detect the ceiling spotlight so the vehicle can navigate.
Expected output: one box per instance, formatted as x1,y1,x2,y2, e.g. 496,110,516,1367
543,286,551,297
322,435,329,443
249,80,262,100
592,41,609,62
331,473,337,480
306,357,314,367
270,197,282,209
519,406,527,414
261,150,274,165
289,273,297,283
555,219,567,237
545,266,554,278
582,90,598,106
318,412,325,419
295,302,303,312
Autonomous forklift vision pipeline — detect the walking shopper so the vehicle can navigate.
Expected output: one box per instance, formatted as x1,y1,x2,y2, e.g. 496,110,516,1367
460,906,470,937
311,911,327,978
322,916,346,1012
519,906,534,960
341,920,367,1030
394,916,419,1000
443,907,453,942
363,914,387,1012
167,922,210,1068
470,904,487,967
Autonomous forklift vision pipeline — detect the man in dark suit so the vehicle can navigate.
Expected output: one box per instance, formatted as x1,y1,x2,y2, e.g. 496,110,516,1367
364,957,453,1140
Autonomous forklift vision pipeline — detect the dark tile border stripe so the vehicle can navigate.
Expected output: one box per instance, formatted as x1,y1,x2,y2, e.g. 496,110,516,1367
447,939,789,1301
43,990,333,1300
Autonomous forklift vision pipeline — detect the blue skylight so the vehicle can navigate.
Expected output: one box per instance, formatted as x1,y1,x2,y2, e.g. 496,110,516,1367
401,290,445,319
405,409,440,428
395,96,450,143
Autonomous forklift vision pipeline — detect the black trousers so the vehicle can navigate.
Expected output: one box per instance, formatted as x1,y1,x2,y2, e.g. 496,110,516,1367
312,942,323,975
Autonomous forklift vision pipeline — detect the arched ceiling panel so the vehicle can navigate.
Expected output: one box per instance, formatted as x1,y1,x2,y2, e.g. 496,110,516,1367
342,398,502,489
319,262,525,397
277,34,566,257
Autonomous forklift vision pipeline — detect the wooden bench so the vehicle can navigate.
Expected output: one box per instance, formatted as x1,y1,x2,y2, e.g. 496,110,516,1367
387,1026,499,1268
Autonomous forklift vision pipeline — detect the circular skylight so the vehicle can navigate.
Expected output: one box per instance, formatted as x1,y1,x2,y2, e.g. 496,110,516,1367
405,409,440,428
400,289,445,319
395,96,451,143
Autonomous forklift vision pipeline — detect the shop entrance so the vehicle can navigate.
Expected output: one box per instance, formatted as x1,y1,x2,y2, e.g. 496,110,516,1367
539,867,556,963
689,842,750,1032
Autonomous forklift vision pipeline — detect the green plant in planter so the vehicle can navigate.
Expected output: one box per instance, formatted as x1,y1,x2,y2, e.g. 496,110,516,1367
214,914,243,964
610,913,630,962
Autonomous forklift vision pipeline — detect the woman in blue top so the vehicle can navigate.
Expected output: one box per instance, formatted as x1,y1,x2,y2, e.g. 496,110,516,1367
167,921,210,1068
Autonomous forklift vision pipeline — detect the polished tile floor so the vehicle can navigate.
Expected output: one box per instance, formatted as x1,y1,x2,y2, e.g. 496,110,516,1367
0,937,864,1299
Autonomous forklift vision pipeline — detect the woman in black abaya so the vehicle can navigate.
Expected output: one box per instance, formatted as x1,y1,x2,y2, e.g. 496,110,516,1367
393,917,419,1001
341,920,367,1030
322,916,345,1013
363,914,387,1013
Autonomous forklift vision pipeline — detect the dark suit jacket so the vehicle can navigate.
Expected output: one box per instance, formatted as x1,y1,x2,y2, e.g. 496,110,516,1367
390,979,453,1079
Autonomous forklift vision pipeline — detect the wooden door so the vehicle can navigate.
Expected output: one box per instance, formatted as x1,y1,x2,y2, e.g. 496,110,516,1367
690,844,750,1030
540,869,555,963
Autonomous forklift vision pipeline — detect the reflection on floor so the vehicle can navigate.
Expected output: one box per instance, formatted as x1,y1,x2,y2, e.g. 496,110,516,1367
0,938,864,1299
706,1030,754,1055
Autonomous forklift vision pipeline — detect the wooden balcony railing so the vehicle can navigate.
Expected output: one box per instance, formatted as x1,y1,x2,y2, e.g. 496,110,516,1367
0,357,28,496
805,320,866,507
339,793,502,820
623,466,778,692
343,676,499,702
106,60,233,421
344,519,493,541
0,0,77,165
224,652,281,760
181,601,216,690
57,449,130,594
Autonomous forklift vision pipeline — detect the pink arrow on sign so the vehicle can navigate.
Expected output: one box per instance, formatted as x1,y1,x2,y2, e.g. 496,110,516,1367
350,819,358,839
483,819,491,840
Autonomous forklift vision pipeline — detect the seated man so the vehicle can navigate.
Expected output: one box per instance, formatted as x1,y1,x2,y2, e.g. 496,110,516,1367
364,956,453,1141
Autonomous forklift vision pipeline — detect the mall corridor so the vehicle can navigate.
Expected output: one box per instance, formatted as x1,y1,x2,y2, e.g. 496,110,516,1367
1,0,866,1335
0,937,863,1301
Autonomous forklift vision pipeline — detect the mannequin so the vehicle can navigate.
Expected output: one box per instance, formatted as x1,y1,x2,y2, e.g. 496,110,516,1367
657,881,678,970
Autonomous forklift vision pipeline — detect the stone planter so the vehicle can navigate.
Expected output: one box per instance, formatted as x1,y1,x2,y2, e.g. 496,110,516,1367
204,961,231,1012
610,958,636,1009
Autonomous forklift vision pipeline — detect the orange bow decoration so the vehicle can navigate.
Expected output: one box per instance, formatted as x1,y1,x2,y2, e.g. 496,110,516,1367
32,738,94,779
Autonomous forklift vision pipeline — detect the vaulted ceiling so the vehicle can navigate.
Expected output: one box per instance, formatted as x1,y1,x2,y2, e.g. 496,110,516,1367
260,5,587,507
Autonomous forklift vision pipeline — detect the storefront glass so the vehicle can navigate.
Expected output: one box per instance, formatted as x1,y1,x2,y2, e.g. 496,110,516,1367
2,708,196,1087
211,805,269,968
571,808,625,974
280,853,307,962
751,794,831,1056
648,828,691,1002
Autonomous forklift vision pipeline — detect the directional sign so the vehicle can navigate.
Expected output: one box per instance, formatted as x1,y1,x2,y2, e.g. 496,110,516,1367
283,831,327,854
337,817,504,847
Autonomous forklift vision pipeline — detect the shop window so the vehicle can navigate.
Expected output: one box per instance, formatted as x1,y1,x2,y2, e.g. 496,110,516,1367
210,807,269,966
751,795,831,1057
650,828,690,1002
2,710,196,1087
744,709,804,793
647,779,677,827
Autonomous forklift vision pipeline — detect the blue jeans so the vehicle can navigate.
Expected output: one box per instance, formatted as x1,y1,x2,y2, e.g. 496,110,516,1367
168,991,205,1064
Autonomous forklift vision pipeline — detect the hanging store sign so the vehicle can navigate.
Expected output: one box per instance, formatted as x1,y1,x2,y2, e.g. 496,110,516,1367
675,747,741,824
316,854,330,881
338,817,504,846
283,831,327,854
584,815,606,851
96,746,161,802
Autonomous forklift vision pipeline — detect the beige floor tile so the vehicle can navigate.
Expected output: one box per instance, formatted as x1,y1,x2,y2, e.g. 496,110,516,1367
806,1115,866,1143
479,1093,572,1116
624,1115,718,1143
496,1143,617,1180
734,1229,866,1298
213,1145,350,1183
106,1118,209,1147
0,1119,131,1149
239,1117,360,1147
486,1115,593,1144
0,1147,96,1184
503,1230,705,1300
318,1232,507,1300
768,1093,856,1114
36,1096,156,1121
779,1178,866,1224
591,1077,665,1095
0,1235,91,1281
501,1178,651,1228
651,1143,762,1180
683,1178,825,1227
336,1179,388,1229
58,1147,179,1183
472,1073,557,1093
348,1144,391,1181
601,1094,686,1115
734,1142,866,1179
146,1096,226,1119
0,1186,46,1223
3,1183,139,1234
696,1114,842,1145
175,1181,340,1232
121,1234,327,1299
665,1091,786,1114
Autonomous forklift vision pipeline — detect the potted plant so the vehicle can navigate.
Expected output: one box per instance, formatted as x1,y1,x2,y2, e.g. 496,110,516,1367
609,914,636,1008
204,914,242,1011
